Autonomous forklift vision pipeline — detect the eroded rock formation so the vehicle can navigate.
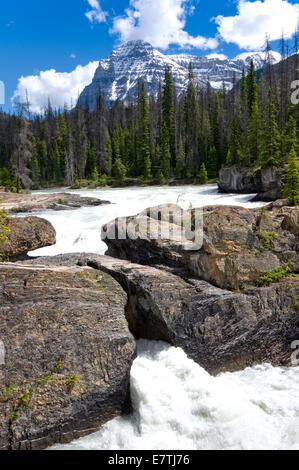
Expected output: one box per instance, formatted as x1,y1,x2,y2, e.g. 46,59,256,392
103,202,298,290
0,217,56,260
0,263,136,450
0,192,110,214
218,165,283,201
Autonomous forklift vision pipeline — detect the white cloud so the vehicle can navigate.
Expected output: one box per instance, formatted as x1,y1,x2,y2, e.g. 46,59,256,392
215,0,299,50
206,53,228,60
70,53,77,59
85,0,107,24
111,0,218,50
12,62,99,114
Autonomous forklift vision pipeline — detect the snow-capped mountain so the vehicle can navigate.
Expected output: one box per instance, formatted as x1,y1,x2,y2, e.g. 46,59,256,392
79,40,281,109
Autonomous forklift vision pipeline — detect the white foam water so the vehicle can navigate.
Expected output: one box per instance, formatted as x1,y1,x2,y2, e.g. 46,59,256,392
52,340,299,451
22,185,298,450
23,184,264,257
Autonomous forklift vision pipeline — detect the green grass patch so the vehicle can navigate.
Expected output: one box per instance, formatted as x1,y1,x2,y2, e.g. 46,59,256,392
257,231,278,250
255,265,294,287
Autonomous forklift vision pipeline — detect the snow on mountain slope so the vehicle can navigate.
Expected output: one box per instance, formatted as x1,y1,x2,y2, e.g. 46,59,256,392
79,41,281,109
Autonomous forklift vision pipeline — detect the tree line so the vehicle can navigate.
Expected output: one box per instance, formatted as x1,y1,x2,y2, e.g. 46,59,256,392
0,39,298,193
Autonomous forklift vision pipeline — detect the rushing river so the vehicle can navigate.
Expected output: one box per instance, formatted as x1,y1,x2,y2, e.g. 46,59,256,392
24,184,299,450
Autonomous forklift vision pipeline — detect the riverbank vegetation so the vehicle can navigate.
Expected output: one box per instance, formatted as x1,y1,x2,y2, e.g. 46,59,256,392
0,40,298,197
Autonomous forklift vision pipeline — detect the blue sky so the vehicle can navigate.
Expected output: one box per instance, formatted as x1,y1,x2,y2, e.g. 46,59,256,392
1,0,299,112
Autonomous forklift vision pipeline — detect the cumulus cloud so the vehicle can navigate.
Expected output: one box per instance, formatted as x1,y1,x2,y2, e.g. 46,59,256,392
12,62,99,114
111,0,218,50
206,53,228,60
85,0,107,24
215,0,299,50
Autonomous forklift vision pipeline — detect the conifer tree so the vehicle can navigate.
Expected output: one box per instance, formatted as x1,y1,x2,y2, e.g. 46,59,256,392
206,146,218,179
12,113,33,192
112,158,127,182
247,98,261,163
51,140,61,183
228,117,243,164
283,146,299,205
247,60,258,117
211,94,221,169
282,115,298,161
160,122,171,177
185,63,200,174
259,89,281,167
107,137,113,176
137,82,152,178
162,67,175,164
86,141,98,180
175,136,185,178
198,163,208,184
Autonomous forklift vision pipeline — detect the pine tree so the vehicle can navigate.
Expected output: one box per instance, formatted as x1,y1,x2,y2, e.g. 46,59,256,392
247,98,261,164
206,146,218,179
198,163,208,184
228,117,243,164
185,62,200,174
175,136,185,178
283,146,299,205
112,158,127,182
247,60,258,117
282,115,298,161
12,113,33,192
107,137,113,176
240,68,247,108
259,89,281,167
162,67,176,164
30,135,41,186
51,140,61,183
160,122,171,177
137,82,152,178
211,94,222,169
86,141,98,180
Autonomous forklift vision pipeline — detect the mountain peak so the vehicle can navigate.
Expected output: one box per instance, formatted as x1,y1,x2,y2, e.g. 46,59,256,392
78,42,276,109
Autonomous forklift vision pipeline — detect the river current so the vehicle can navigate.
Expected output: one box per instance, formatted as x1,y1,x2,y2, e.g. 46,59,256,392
23,185,298,450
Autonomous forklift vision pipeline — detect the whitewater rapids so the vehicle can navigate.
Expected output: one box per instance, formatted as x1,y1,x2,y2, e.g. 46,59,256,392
52,340,299,450
22,184,298,450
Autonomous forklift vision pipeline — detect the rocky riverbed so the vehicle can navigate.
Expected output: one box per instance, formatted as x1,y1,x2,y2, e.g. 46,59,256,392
0,195,298,450
0,191,110,213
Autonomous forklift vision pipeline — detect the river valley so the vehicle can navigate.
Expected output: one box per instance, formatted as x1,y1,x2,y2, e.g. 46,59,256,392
19,184,299,451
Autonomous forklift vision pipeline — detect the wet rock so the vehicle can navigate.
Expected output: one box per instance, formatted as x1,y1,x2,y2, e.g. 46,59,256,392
28,254,299,377
103,203,298,289
218,165,282,201
0,217,56,260
0,262,136,450
0,192,110,214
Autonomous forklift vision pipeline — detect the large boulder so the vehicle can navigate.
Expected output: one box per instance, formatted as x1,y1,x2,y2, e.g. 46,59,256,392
29,254,299,377
0,217,56,260
0,263,136,450
103,203,298,290
218,165,283,201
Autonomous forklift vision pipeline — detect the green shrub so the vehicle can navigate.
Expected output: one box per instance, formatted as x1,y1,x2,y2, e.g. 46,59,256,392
257,231,278,250
198,163,208,184
66,373,79,388
255,265,294,287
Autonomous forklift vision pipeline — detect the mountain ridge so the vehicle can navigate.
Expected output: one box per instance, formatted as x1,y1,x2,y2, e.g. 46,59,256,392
78,40,281,109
